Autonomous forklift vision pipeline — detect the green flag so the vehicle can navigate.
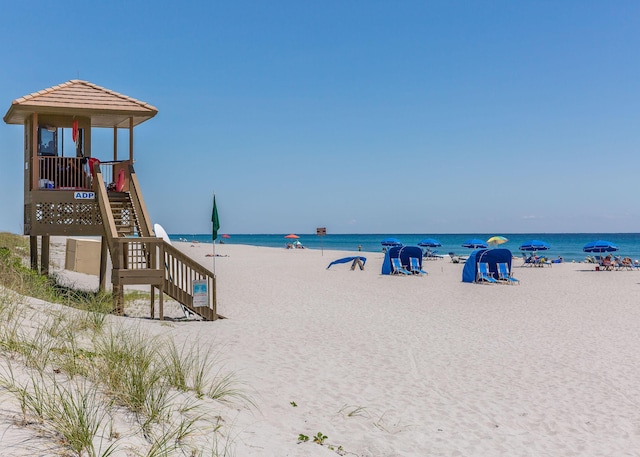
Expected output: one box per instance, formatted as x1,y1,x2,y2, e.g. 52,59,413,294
211,194,220,241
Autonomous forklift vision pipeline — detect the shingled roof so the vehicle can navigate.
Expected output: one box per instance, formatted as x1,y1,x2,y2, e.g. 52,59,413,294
3,80,158,128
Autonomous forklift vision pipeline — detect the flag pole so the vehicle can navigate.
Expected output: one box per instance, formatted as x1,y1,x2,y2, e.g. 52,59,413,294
211,193,220,276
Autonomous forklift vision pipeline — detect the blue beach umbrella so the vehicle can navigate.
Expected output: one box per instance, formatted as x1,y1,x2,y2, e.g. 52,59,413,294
462,238,488,249
381,237,402,247
418,238,442,248
583,240,618,253
519,240,551,252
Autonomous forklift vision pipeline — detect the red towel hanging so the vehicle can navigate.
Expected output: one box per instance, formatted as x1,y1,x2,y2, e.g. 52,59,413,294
72,119,79,143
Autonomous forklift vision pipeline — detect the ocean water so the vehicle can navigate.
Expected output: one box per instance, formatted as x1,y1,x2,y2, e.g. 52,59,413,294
170,233,640,262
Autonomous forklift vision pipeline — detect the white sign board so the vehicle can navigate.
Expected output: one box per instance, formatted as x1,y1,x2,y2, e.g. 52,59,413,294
74,191,95,199
192,279,208,308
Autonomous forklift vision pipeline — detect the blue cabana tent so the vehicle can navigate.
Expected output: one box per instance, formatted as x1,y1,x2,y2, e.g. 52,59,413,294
462,248,513,283
381,246,424,274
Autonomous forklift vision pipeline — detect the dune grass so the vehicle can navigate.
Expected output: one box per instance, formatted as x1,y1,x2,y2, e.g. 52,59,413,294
0,233,115,316
0,294,247,455
0,233,249,456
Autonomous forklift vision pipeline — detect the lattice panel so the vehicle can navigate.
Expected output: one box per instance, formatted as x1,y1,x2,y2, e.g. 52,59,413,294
120,208,131,226
126,241,151,269
34,202,102,226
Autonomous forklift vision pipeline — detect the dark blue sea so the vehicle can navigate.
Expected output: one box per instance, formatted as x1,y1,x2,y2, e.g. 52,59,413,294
169,233,640,262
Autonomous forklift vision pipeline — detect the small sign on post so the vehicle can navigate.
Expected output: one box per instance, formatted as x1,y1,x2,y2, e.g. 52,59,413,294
192,279,208,308
316,227,327,256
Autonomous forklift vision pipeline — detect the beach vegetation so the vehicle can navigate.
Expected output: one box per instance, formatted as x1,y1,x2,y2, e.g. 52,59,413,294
0,364,118,457
339,404,369,417
313,431,328,444
92,325,172,431
0,234,250,456
297,431,347,455
207,370,256,410
162,340,216,396
0,233,114,317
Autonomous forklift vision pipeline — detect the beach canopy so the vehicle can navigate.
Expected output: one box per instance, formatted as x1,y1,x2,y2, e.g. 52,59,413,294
381,237,402,247
583,240,618,253
381,246,423,274
418,238,442,247
462,239,488,249
519,240,550,251
462,248,513,283
327,256,367,270
284,234,300,239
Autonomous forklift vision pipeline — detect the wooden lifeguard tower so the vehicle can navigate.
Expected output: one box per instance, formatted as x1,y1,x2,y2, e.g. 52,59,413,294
3,80,217,320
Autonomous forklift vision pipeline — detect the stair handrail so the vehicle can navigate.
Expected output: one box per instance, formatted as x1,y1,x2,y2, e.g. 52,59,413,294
111,237,163,270
92,163,120,265
162,241,217,321
126,162,154,238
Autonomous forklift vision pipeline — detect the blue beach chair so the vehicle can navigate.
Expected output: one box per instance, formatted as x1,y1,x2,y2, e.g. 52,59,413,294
496,262,519,285
476,262,498,284
391,257,411,275
409,257,428,275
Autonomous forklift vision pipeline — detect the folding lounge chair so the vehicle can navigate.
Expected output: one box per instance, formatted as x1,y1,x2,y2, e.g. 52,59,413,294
535,256,552,267
497,262,519,284
391,257,411,275
600,257,614,271
522,253,535,267
620,257,634,270
476,262,498,283
409,257,428,275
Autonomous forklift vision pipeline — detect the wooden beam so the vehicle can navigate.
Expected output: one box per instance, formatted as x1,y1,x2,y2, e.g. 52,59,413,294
41,235,50,275
30,236,38,271
129,117,134,162
31,113,38,190
113,284,123,316
128,164,154,237
150,286,155,319
99,236,108,292
113,127,118,161
111,269,164,285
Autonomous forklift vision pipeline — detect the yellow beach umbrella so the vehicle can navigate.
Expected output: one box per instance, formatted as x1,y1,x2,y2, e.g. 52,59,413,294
487,236,508,246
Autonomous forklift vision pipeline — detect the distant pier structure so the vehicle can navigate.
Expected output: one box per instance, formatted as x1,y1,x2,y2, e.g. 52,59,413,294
4,80,217,320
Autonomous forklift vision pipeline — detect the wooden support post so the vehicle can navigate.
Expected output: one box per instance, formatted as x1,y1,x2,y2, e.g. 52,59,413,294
159,289,164,321
113,127,118,161
30,236,38,271
112,284,124,316
99,236,108,292
150,285,155,319
129,117,134,162
41,235,50,275
31,113,38,191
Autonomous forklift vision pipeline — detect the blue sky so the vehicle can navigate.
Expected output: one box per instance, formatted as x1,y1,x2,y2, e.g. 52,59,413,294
1,1,638,235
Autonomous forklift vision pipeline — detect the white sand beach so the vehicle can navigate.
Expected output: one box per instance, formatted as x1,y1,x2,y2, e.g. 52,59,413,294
2,239,640,456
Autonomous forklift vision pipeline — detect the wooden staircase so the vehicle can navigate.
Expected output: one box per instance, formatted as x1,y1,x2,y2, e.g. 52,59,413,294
93,162,218,320
108,192,140,237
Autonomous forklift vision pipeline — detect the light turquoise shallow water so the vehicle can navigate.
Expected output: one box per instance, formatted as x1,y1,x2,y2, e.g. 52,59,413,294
170,233,640,262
